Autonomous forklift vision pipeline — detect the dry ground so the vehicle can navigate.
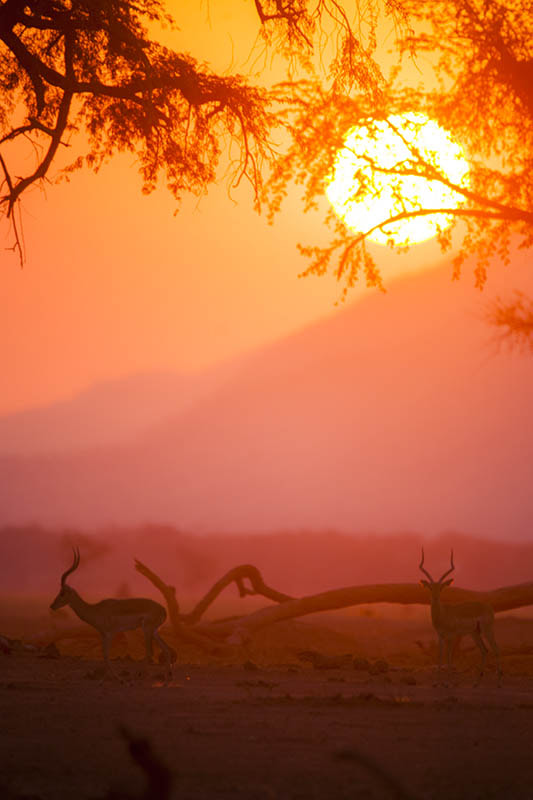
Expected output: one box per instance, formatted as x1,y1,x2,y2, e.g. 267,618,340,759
2,605,533,799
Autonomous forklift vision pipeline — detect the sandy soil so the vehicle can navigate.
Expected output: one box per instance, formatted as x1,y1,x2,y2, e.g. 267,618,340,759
2,610,533,799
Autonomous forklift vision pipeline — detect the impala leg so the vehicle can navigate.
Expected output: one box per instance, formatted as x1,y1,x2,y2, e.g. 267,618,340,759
484,626,503,686
153,630,174,682
143,624,155,667
436,636,455,687
432,637,446,686
445,636,455,682
101,632,121,682
471,630,488,686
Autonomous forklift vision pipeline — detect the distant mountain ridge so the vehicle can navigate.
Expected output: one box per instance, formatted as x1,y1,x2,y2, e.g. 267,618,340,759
0,363,239,454
1,254,532,538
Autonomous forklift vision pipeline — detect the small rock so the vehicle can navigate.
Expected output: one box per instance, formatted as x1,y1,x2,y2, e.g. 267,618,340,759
352,657,371,672
243,660,259,671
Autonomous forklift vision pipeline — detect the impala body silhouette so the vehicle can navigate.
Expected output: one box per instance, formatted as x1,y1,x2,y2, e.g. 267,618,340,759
50,548,174,680
419,549,501,685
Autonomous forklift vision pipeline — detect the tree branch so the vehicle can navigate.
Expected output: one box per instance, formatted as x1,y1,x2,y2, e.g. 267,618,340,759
134,559,226,652
218,580,533,644
180,564,294,626
341,204,525,249
134,559,533,651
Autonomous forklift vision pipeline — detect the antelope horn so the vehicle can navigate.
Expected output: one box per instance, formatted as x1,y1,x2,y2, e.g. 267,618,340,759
418,548,434,582
60,546,80,586
438,549,455,583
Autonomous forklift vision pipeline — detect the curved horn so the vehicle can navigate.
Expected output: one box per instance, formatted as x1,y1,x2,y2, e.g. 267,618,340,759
419,548,434,582
61,547,80,586
438,549,455,583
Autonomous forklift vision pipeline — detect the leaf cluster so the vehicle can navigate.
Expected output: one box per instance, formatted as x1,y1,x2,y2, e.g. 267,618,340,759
485,290,533,352
0,0,404,265
0,0,281,262
267,0,533,294
3,0,532,304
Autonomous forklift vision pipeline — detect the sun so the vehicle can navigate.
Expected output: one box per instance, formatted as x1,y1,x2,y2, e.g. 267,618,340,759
325,112,470,246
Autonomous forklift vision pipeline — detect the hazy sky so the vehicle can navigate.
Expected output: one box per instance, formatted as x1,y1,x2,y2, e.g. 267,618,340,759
1,2,455,415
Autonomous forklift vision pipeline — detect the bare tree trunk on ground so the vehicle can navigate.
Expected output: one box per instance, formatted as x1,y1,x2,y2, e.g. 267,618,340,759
178,564,294,625
210,582,533,644
134,560,293,651
134,560,220,652
134,561,533,646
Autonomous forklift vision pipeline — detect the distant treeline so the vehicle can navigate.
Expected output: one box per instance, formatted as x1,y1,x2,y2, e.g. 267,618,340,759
1,525,532,600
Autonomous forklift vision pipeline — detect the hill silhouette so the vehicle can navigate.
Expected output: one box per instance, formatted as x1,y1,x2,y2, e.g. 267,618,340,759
1,253,532,538
0,364,238,454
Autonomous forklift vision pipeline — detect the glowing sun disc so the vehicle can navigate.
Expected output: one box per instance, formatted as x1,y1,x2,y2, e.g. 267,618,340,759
326,112,470,246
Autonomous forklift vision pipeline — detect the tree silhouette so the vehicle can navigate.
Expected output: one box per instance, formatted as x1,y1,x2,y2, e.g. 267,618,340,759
270,0,533,297
0,0,400,264
2,0,531,335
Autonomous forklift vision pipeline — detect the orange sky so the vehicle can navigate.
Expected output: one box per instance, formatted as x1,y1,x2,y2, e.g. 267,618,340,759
1,1,447,415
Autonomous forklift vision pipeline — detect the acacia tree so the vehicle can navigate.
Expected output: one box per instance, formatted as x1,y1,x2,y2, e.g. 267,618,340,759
270,0,533,310
0,0,401,264
2,1,531,339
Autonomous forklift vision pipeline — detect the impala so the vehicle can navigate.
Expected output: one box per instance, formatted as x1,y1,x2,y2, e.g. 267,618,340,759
50,547,175,681
419,548,502,685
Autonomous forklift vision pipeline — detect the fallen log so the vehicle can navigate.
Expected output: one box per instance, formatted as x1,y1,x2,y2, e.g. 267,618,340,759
214,582,533,644
179,564,293,625
134,559,533,646
134,560,293,649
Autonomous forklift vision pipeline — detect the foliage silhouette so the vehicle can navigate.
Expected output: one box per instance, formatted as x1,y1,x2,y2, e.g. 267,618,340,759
1,0,532,333
0,0,400,264
270,0,533,298
486,290,533,352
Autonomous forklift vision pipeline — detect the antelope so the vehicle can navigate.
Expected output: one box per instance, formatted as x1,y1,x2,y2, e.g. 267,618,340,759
419,548,502,685
50,547,175,681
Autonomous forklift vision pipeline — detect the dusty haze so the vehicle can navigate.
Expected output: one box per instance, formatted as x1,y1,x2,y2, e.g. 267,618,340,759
3,526,533,605
1,251,532,539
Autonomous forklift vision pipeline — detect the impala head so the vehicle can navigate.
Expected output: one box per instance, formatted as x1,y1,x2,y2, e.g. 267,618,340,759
50,547,80,610
419,548,455,597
